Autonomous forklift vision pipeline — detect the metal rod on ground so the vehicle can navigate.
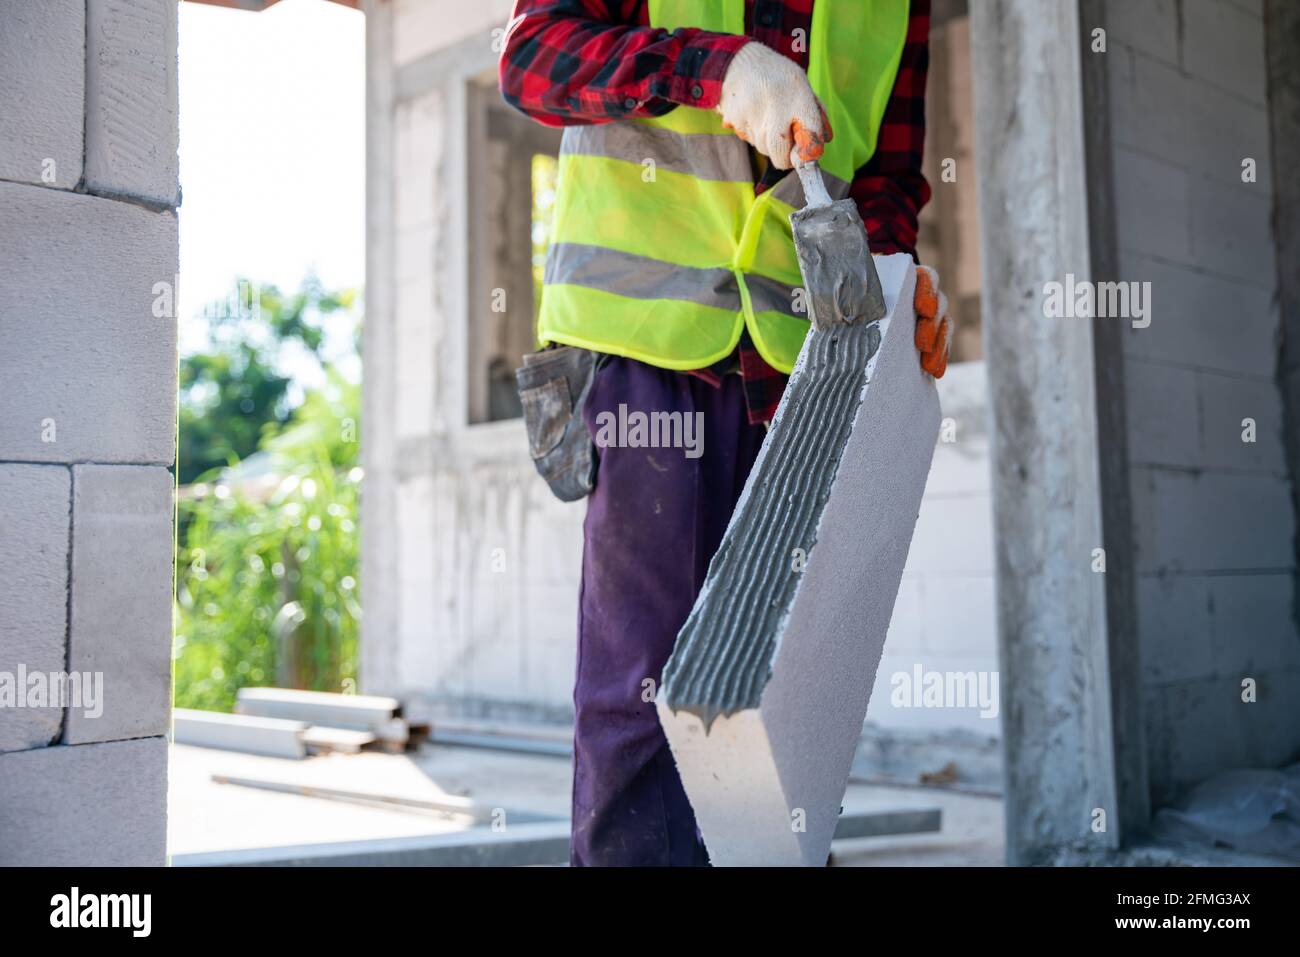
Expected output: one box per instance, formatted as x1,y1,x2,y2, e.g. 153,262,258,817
210,773,561,825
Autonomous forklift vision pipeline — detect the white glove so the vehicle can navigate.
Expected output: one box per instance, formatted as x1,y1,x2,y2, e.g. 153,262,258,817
717,42,830,170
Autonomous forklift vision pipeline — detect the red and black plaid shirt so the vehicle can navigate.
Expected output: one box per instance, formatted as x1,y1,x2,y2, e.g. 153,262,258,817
501,0,931,423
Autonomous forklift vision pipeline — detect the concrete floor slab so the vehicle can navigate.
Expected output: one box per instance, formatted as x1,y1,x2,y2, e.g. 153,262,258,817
168,740,1003,865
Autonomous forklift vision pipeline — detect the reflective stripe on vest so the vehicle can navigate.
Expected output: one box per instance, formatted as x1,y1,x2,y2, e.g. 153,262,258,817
537,0,910,374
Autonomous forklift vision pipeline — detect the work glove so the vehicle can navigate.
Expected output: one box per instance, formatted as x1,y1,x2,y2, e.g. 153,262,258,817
914,265,951,379
717,41,832,170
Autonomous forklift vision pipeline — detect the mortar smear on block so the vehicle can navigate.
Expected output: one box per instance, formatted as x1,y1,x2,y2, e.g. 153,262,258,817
661,318,881,730
657,254,940,866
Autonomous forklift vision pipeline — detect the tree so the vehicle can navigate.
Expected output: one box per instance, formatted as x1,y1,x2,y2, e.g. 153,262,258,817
177,275,356,484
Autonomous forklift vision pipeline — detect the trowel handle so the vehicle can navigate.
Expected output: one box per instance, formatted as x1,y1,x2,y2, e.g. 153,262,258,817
795,161,834,209
791,120,833,208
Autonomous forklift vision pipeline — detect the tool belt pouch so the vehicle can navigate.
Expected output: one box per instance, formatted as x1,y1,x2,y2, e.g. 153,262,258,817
516,346,599,503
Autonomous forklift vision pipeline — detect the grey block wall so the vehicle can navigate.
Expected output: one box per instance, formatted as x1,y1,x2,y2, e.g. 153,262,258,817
0,737,169,866
0,0,177,865
1103,0,1300,808
0,0,85,188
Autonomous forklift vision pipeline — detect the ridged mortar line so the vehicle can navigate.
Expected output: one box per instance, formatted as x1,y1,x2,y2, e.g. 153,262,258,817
714,329,870,704
711,337,855,701
662,319,881,721
687,336,837,703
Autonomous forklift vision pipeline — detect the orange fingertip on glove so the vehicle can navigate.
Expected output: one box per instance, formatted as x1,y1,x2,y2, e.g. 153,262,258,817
914,265,951,379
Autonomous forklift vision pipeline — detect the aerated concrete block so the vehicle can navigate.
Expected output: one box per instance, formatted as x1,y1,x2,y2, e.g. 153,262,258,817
658,255,940,866
173,709,307,759
64,465,174,745
0,736,167,866
0,465,71,752
0,181,178,464
85,0,180,208
0,0,85,188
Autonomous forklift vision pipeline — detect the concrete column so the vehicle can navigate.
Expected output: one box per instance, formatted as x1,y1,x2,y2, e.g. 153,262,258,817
970,0,1145,863
360,0,401,694
0,0,177,865
1267,0,1300,620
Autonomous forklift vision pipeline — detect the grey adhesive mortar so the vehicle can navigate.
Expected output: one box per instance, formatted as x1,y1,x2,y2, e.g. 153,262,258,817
658,254,940,866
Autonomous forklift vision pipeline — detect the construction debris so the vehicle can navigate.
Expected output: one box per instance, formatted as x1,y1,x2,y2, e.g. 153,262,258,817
919,761,962,788
235,687,428,754
175,689,431,759
301,726,376,755
658,254,941,866
236,687,399,729
210,773,558,825
173,708,308,760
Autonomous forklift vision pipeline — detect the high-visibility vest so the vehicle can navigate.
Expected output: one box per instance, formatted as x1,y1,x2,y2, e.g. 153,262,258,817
536,0,910,375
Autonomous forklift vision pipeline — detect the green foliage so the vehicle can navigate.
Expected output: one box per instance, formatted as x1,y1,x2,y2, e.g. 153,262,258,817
177,276,356,485
532,153,558,335
174,280,361,713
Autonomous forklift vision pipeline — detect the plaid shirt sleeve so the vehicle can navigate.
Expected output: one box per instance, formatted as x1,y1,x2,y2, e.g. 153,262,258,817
498,0,750,126
851,0,931,259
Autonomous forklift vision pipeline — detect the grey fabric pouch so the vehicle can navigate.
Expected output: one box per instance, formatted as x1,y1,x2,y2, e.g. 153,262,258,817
516,346,600,502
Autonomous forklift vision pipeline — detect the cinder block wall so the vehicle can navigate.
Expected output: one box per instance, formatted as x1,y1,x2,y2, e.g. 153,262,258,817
1103,0,1300,807
0,0,178,865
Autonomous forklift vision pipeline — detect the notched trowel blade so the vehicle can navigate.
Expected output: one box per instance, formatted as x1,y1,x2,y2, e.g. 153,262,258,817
790,176,886,331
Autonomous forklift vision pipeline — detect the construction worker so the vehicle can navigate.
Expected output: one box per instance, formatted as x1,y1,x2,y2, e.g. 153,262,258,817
500,0,948,866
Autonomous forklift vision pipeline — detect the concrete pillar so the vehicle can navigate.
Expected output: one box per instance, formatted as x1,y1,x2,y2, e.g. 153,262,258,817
1267,0,1300,620
0,0,177,865
360,0,402,695
970,0,1146,863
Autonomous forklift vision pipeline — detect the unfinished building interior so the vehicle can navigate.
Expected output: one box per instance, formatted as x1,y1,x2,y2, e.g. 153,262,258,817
0,0,1298,865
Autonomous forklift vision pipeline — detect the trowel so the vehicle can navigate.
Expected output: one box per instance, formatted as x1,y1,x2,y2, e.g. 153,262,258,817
789,127,886,331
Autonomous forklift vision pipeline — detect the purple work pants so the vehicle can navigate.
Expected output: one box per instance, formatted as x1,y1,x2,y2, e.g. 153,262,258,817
570,356,767,867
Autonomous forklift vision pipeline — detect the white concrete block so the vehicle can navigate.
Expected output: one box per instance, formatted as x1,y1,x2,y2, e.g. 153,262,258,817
1185,77,1272,190
0,182,178,464
1182,0,1268,105
1132,468,1294,574
1225,0,1263,17
84,0,179,207
659,255,941,866
173,708,307,759
917,573,999,656
1145,672,1298,807
392,0,512,67
395,275,438,440
1188,178,1276,288
1198,371,1286,474
1209,574,1300,673
903,493,996,575
0,0,85,188
1122,254,1277,377
1124,359,1201,469
394,90,443,230
236,687,398,729
65,465,173,745
1108,49,1188,165
0,736,167,865
1104,0,1178,65
1137,574,1215,684
867,653,1002,734
0,465,70,751
1113,147,1191,263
